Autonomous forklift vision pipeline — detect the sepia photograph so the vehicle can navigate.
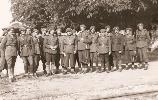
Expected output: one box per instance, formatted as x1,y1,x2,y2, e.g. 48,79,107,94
0,0,158,99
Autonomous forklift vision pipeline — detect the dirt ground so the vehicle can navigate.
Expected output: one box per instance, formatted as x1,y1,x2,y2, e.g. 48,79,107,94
1,56,158,100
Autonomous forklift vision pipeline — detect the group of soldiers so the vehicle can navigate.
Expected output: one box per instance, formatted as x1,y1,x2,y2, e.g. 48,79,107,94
0,23,151,82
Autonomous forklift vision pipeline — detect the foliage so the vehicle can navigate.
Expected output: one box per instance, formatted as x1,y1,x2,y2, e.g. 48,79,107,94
11,0,158,28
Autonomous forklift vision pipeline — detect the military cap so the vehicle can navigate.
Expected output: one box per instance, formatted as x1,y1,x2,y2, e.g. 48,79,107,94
19,27,26,31
90,26,95,30
2,27,8,31
80,24,86,28
137,23,144,27
66,28,72,32
126,28,132,31
113,26,119,30
72,29,77,33
100,29,106,33
105,25,110,29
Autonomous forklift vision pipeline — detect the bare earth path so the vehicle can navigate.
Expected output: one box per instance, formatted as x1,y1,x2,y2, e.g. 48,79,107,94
1,57,158,100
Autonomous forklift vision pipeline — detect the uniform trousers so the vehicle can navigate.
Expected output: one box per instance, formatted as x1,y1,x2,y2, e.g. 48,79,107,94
34,54,40,73
64,53,75,69
99,53,110,70
90,52,98,68
137,47,148,63
22,56,34,74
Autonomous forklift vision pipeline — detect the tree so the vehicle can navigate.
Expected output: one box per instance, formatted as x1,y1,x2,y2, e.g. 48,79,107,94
11,0,158,29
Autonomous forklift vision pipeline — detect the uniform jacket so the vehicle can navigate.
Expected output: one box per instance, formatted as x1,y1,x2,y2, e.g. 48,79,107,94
18,34,35,56
77,30,91,50
136,29,150,48
111,33,124,51
33,36,41,55
58,35,65,54
124,34,136,51
1,34,18,57
97,34,111,54
63,35,77,54
89,32,99,53
43,35,59,54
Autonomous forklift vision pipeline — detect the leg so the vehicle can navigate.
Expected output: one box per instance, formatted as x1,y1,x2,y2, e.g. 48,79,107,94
70,53,75,73
112,51,117,71
6,56,16,82
90,52,94,72
105,53,110,73
78,50,83,68
22,57,29,74
28,56,34,75
45,53,51,76
34,55,39,73
99,54,105,72
51,54,57,74
41,53,46,73
64,53,70,70
142,47,149,70
60,54,65,67
137,48,143,68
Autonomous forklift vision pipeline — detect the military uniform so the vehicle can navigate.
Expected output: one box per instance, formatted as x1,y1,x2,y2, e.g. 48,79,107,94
1,32,18,82
33,34,41,74
124,33,136,66
97,29,111,72
0,36,7,73
56,34,65,70
43,33,59,75
40,34,47,73
111,29,124,71
136,28,150,66
63,31,77,72
77,30,91,72
18,34,34,75
89,31,99,71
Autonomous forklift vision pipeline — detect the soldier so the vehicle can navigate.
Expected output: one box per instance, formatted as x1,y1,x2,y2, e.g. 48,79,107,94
32,28,41,76
136,23,150,70
63,28,77,74
40,27,47,74
18,27,35,77
43,29,59,76
124,28,136,70
111,26,124,72
1,27,18,82
97,29,111,73
105,25,113,69
77,24,91,73
73,29,81,72
150,25,158,52
56,28,65,74
0,28,8,77
89,26,99,72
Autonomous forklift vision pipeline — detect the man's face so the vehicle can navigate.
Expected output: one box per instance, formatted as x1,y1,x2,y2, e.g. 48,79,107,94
138,25,143,30
91,28,95,33
33,29,38,33
115,29,119,33
9,29,15,35
26,29,31,35
67,32,72,36
21,30,26,35
3,29,8,34
80,26,85,31
50,30,55,35
106,27,110,32
41,28,46,33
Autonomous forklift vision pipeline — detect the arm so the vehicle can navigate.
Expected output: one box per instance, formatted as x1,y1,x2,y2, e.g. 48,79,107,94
0,36,7,50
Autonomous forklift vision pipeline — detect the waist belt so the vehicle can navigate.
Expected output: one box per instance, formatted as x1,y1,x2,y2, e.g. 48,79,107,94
6,45,16,47
22,45,31,47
